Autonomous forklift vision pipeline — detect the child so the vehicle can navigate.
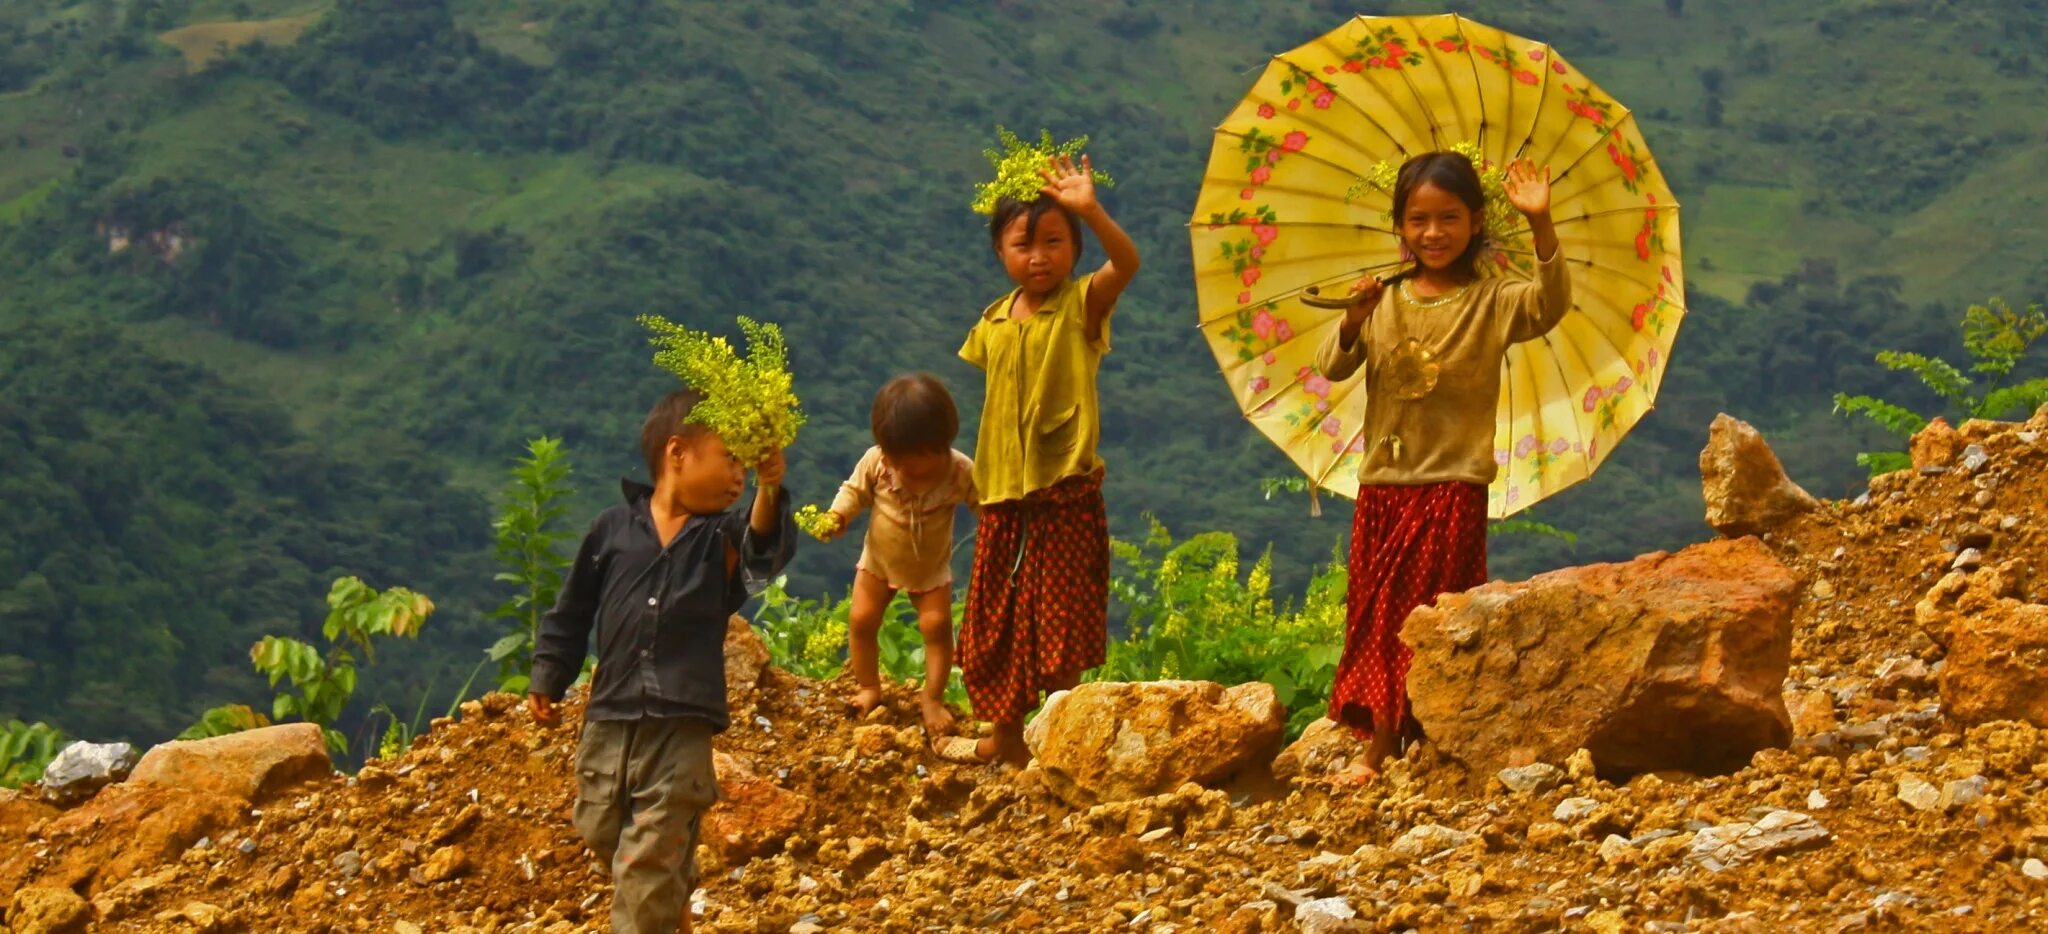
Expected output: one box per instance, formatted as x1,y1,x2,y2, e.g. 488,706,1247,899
526,389,797,934
822,373,978,736
1316,151,1569,781
941,153,1140,767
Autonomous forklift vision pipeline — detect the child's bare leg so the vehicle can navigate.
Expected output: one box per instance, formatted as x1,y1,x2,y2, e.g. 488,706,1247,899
844,569,893,716
909,586,957,734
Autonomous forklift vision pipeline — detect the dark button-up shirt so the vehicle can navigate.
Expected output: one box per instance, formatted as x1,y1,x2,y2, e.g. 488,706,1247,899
529,478,796,730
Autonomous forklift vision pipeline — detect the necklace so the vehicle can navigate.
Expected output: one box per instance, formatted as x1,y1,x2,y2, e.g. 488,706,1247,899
1400,278,1471,309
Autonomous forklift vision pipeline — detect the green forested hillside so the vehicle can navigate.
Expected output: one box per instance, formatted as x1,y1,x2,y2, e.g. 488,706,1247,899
2,0,2044,744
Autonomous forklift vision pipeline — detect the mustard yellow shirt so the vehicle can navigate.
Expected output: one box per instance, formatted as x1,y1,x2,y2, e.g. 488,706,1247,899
1315,249,1572,486
959,273,1109,504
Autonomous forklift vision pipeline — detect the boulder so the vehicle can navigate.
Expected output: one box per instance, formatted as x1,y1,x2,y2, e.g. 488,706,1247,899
1270,718,1364,782
1023,681,1285,806
1932,561,2048,728
1406,538,1798,783
1910,417,1962,470
1699,413,1820,537
39,741,139,806
129,723,331,802
724,614,772,702
8,886,91,934
703,750,810,862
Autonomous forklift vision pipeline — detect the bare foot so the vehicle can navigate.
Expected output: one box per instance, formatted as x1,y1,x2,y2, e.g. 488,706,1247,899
1328,757,1381,786
978,730,1031,769
918,694,957,736
845,685,882,718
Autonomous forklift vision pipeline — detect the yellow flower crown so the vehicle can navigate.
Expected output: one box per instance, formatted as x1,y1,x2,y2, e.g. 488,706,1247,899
970,125,1114,215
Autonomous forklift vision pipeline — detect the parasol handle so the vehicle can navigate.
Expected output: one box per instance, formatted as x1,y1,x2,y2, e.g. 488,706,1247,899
1298,267,1421,309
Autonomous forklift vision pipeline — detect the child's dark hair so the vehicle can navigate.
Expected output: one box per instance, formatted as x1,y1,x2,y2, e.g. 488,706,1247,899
988,197,1087,263
1393,151,1489,281
641,389,713,480
871,373,958,457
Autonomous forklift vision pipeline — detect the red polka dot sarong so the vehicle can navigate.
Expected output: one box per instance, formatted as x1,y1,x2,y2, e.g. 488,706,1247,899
960,470,1108,726
1329,481,1488,739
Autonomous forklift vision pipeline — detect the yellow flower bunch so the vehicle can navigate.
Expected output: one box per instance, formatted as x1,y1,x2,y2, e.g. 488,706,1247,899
637,315,805,467
794,504,840,542
970,125,1114,215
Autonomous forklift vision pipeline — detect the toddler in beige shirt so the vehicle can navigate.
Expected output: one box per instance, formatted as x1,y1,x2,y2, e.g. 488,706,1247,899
824,374,978,735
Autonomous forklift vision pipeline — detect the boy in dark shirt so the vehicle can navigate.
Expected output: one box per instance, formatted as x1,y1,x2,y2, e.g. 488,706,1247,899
527,389,796,933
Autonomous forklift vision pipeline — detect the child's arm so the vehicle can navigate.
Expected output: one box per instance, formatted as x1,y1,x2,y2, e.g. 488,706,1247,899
1500,158,1572,344
1039,155,1140,339
825,449,881,540
528,518,607,725
723,449,797,585
1319,275,1387,382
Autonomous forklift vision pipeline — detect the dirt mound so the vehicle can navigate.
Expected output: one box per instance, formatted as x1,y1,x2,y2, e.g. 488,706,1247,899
6,416,2048,932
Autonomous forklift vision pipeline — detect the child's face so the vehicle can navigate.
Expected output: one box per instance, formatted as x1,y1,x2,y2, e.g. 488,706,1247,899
1400,181,1479,273
663,432,747,513
885,449,952,494
997,210,1077,295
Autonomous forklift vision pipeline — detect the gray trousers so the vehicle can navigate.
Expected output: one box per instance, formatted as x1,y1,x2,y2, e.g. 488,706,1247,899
572,717,718,933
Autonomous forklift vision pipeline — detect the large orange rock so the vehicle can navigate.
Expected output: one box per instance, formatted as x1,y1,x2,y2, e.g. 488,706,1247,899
1406,538,1798,783
1023,681,1285,806
724,614,772,704
1910,416,1962,470
1932,561,2048,728
1699,413,1819,537
8,885,91,934
702,751,809,863
129,723,331,802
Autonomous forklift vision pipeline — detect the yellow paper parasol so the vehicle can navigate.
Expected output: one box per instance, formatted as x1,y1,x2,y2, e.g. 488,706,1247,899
1190,13,1684,517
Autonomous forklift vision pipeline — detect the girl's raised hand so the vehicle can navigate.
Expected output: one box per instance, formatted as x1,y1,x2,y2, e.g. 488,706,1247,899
1038,154,1100,214
1503,158,1553,218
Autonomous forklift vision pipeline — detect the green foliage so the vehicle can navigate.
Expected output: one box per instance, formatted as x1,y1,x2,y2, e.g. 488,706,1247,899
1833,299,2048,475
752,576,851,682
487,437,576,695
1096,519,1347,740
971,126,1113,215
750,576,967,708
247,576,435,758
640,315,805,467
177,704,271,741
1,720,65,790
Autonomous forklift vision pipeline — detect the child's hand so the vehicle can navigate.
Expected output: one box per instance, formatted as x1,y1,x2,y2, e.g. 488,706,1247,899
824,510,850,541
1504,158,1552,219
754,449,787,488
1346,275,1387,327
528,692,560,727
1038,154,1101,214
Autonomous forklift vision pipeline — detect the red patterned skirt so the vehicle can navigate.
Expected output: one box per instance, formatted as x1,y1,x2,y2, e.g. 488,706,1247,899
960,471,1109,726
1329,481,1488,737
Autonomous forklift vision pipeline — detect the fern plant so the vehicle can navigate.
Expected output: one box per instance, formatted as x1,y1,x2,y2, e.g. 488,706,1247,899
486,436,576,694
1833,298,2048,475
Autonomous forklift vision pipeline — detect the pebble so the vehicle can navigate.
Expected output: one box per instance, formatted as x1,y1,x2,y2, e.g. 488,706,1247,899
1808,789,1830,810
1294,896,1356,934
1498,763,1565,795
394,923,423,934
1391,824,1474,860
1961,445,1989,473
1940,776,1987,812
1811,578,1836,600
1554,797,1599,824
1897,774,1941,811
1597,834,1634,865
237,839,258,856
2002,515,2022,531
335,850,363,879
2024,859,2048,882
1952,548,1984,572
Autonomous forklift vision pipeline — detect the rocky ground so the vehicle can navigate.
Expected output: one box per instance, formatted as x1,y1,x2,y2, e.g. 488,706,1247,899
3,407,2047,934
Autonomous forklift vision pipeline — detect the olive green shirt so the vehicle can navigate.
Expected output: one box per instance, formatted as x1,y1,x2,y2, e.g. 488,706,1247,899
959,274,1109,504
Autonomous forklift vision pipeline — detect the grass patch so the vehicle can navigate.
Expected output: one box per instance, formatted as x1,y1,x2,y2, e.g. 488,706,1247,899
158,13,326,72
